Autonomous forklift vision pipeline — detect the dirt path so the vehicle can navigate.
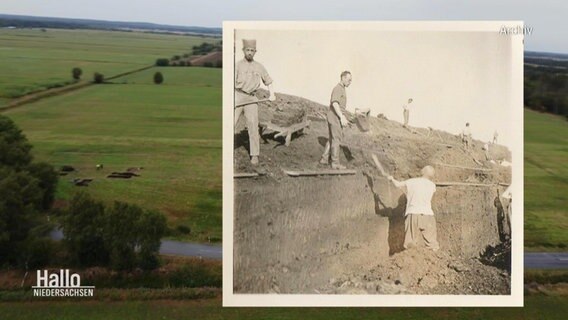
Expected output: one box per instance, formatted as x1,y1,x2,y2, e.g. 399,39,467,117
0,65,153,112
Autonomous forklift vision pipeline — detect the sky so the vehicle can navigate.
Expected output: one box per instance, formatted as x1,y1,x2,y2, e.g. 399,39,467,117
0,0,566,53
235,27,518,147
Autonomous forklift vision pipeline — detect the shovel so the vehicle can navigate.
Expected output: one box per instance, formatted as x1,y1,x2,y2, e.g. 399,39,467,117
235,98,270,108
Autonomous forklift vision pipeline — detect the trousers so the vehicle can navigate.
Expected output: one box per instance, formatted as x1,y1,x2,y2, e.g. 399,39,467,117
234,103,259,156
404,214,440,251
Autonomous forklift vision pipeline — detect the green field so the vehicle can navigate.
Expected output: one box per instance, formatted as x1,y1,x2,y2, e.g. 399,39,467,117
0,296,567,320
3,66,222,241
0,28,214,106
524,109,568,250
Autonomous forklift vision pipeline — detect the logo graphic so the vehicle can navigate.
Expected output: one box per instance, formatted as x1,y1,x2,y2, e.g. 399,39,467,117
33,269,94,297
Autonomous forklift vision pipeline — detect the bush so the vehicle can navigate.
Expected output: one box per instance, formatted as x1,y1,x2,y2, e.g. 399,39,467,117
62,193,167,271
153,72,164,84
178,60,186,67
176,225,191,235
203,62,214,68
155,58,169,67
171,55,181,61
215,60,222,68
71,67,82,80
93,72,104,84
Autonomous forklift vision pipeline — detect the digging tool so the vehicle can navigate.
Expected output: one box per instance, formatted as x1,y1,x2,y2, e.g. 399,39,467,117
371,153,392,199
371,154,389,177
234,98,270,108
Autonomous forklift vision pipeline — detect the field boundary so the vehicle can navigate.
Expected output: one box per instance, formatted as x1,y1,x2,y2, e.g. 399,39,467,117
0,65,154,112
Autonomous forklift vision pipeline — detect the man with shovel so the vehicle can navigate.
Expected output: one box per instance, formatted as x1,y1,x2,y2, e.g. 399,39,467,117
387,165,440,251
320,71,352,169
235,39,276,165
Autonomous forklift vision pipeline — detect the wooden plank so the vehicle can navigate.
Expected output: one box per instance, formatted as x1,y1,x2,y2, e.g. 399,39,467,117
284,169,356,177
234,173,260,178
436,162,493,171
436,181,496,187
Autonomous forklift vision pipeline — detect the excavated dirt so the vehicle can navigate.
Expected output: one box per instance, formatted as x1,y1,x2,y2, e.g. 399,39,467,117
233,91,512,295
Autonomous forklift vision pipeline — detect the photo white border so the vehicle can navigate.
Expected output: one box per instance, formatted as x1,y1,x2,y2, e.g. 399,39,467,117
222,21,524,307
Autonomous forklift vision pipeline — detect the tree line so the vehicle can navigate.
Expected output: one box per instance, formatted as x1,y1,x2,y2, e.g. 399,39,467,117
524,64,568,118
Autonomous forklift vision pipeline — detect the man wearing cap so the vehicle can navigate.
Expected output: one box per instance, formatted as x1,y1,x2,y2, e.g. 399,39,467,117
319,71,352,169
234,39,276,165
388,165,440,251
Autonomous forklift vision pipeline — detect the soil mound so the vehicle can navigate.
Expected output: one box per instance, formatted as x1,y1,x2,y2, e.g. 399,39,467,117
234,91,512,294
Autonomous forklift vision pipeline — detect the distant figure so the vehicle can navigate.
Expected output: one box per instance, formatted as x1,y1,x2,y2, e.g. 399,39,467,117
234,39,276,165
320,71,352,170
493,130,499,144
483,142,491,160
388,166,440,251
461,122,472,150
402,98,413,128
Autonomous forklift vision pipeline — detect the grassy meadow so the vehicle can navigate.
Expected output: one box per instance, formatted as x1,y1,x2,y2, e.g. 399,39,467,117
3,67,222,241
524,109,568,250
0,28,214,106
1,28,221,242
0,295,567,320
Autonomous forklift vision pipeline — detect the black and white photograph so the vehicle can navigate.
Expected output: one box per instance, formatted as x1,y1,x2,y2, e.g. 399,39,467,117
222,21,524,307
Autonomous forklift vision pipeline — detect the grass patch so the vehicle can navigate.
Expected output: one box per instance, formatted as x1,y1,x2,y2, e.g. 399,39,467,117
0,296,567,319
0,28,217,105
524,109,568,250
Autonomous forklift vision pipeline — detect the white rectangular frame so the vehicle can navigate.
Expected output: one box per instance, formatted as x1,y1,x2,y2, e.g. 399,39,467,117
222,21,524,307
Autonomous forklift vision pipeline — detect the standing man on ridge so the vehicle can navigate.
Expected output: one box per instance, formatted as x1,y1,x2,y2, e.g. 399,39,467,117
320,71,352,170
234,39,276,165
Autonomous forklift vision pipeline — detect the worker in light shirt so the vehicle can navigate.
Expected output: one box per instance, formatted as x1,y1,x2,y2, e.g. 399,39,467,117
388,165,440,251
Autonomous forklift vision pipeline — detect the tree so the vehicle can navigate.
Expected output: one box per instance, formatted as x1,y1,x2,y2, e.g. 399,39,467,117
137,209,167,270
93,72,104,84
0,115,58,267
153,72,164,84
155,58,169,67
72,67,82,80
0,115,32,169
61,192,108,267
104,202,143,271
0,166,47,266
27,162,58,211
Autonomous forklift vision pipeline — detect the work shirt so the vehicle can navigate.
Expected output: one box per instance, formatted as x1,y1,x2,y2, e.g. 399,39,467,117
401,177,436,216
328,83,347,121
235,59,272,94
